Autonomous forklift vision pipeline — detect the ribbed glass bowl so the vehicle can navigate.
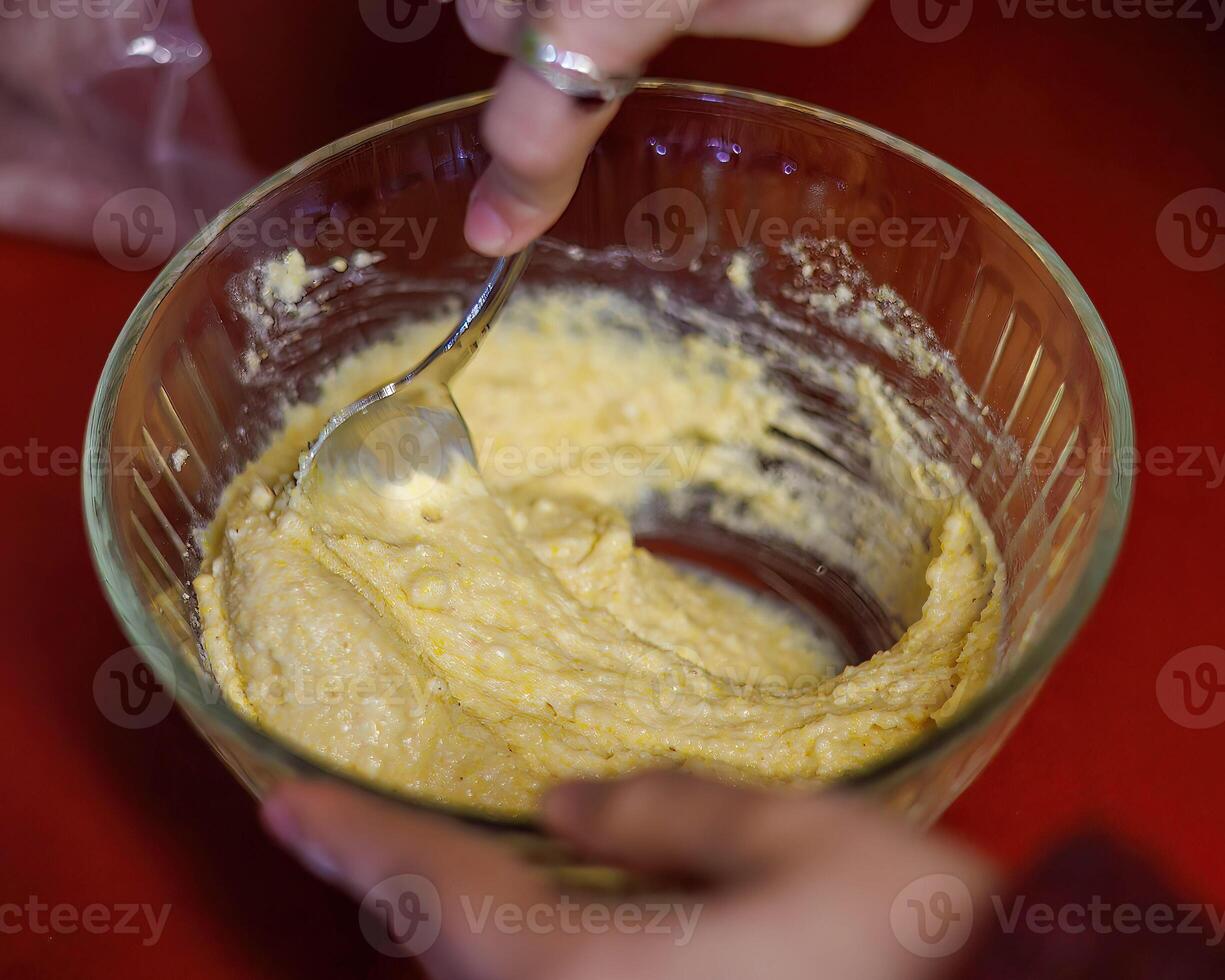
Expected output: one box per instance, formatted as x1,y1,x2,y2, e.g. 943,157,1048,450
84,81,1132,842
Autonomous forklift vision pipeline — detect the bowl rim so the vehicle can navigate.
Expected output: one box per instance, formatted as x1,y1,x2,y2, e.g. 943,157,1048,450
83,79,1134,827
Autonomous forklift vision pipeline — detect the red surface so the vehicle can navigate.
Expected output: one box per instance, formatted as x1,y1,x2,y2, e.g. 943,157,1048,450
2,6,1223,977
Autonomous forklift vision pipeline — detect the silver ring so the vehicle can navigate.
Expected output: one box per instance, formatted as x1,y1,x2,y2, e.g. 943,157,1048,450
514,27,639,104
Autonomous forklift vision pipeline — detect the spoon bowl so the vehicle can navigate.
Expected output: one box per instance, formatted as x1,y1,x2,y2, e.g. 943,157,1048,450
296,247,532,488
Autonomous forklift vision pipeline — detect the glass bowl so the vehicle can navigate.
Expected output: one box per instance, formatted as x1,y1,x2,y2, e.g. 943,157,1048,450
83,81,1132,843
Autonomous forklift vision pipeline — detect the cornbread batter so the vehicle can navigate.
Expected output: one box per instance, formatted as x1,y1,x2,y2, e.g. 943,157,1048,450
195,278,1001,816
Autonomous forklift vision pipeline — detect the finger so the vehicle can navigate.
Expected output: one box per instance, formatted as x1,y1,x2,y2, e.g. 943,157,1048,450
457,0,874,55
690,0,874,43
464,7,690,255
262,781,568,977
465,60,616,254
542,771,860,879
456,0,519,55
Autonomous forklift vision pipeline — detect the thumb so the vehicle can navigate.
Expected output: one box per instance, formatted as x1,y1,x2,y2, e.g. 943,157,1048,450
542,771,860,880
261,781,564,976
463,13,687,255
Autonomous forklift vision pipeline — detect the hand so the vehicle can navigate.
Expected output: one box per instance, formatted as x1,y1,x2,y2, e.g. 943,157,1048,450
262,772,997,978
459,0,874,255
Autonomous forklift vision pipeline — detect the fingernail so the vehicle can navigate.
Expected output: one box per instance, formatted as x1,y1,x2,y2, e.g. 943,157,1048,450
295,841,347,884
261,793,301,844
465,194,512,255
261,793,346,884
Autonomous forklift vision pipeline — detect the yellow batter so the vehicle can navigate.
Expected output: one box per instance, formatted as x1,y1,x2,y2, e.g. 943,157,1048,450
195,282,1000,816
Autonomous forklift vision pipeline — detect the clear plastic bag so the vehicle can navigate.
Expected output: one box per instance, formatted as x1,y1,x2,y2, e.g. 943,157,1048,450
0,0,255,256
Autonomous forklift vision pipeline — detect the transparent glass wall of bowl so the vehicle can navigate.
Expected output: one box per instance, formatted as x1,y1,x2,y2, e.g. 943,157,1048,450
87,84,1129,834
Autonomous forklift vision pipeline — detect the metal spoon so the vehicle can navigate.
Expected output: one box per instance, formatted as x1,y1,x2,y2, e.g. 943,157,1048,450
296,246,532,489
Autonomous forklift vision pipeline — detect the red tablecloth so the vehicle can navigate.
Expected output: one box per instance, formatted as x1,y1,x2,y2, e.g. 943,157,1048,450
2,5,1222,976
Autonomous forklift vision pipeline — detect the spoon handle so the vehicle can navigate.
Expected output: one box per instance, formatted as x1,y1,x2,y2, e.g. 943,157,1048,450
403,245,534,388
294,245,533,484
